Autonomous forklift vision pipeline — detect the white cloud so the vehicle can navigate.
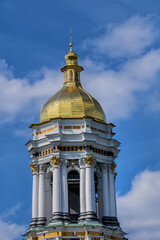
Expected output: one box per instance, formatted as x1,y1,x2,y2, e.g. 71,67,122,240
0,205,26,240
0,204,21,220
117,170,160,240
1,48,160,123
82,48,160,120
84,15,159,58
0,221,26,240
0,16,160,123
0,60,62,123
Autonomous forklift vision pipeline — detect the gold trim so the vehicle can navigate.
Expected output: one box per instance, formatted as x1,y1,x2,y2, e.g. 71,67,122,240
50,156,61,166
29,117,113,128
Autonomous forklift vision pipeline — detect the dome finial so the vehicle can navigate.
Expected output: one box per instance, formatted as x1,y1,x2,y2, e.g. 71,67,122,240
69,28,73,50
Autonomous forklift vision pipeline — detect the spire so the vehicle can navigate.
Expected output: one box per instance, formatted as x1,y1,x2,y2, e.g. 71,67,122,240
70,28,73,50
61,31,83,86
64,29,79,66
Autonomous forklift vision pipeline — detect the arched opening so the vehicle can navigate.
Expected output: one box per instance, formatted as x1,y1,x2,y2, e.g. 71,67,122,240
68,170,80,222
94,173,99,219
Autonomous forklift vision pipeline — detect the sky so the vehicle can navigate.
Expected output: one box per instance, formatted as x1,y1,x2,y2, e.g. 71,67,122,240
0,0,160,239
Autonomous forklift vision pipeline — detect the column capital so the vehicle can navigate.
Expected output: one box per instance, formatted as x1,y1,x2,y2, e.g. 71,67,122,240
101,163,108,172
50,155,61,167
84,155,95,167
39,164,45,173
61,160,68,168
110,161,117,173
79,159,85,167
30,163,38,174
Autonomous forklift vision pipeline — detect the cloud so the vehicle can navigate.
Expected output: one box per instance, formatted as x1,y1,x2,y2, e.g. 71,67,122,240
82,48,160,120
0,15,160,123
117,170,160,240
0,203,21,220
1,48,160,123
0,59,62,123
0,221,26,240
84,15,159,58
0,205,26,240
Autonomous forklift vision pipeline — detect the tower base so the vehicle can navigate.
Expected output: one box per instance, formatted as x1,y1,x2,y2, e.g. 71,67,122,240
102,216,120,227
24,222,127,240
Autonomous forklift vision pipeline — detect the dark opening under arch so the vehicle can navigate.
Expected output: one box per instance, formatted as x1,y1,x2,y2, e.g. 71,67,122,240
68,170,80,222
94,173,99,219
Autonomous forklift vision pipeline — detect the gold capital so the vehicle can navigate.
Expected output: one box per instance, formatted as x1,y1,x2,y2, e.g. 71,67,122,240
85,155,94,166
111,162,117,172
50,156,61,166
30,163,36,173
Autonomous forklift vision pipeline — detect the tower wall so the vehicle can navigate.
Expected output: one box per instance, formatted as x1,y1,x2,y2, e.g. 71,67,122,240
25,118,126,240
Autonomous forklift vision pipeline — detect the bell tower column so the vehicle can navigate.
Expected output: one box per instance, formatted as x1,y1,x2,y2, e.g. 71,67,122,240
61,160,70,222
50,156,63,222
101,164,110,225
79,159,86,221
37,164,47,226
30,164,39,227
85,156,97,221
108,163,119,226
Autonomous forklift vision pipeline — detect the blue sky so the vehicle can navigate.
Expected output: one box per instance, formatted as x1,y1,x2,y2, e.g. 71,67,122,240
0,1,160,240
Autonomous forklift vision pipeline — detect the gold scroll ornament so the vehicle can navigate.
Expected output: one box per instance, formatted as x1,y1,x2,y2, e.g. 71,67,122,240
85,155,94,166
111,162,117,172
30,163,36,173
50,156,61,166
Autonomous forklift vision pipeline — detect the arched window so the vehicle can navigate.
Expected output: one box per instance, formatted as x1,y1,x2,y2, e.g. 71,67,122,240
68,170,80,222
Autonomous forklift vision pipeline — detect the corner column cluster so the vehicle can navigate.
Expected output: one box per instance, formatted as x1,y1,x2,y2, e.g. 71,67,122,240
30,158,119,227
101,163,119,227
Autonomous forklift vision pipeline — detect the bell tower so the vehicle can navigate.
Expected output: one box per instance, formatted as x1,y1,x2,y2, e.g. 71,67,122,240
24,36,127,240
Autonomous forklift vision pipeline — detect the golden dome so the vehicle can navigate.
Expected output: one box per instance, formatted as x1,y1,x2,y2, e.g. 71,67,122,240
40,40,106,123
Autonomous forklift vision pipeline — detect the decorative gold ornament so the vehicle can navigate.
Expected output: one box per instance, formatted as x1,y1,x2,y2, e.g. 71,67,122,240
85,156,94,166
111,162,117,172
50,156,61,166
30,163,36,173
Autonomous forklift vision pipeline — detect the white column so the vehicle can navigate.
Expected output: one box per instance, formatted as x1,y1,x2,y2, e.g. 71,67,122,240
109,168,117,217
51,164,63,222
102,165,110,217
38,164,46,225
85,164,96,220
61,161,69,221
51,169,54,214
79,161,86,220
30,166,38,227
